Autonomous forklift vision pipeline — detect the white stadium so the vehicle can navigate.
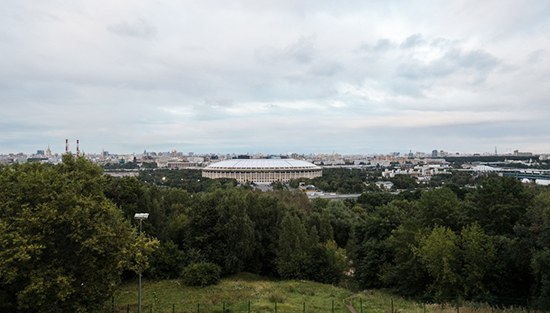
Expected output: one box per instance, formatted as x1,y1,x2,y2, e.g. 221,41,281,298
202,159,322,183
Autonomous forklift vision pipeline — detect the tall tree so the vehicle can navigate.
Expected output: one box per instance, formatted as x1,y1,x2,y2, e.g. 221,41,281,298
414,226,461,297
276,213,310,279
0,154,148,313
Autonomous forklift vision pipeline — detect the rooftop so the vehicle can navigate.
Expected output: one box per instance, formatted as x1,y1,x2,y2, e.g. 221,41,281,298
206,159,320,169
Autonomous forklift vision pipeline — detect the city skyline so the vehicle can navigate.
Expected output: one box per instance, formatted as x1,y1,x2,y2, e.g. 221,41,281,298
2,141,539,157
1,1,550,154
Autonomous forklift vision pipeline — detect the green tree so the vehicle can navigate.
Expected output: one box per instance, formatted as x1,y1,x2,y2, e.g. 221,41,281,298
276,213,310,279
354,201,406,289
187,189,254,275
466,177,533,236
418,187,460,229
325,200,356,248
380,219,428,295
0,154,148,313
460,223,495,296
243,193,286,276
414,226,461,297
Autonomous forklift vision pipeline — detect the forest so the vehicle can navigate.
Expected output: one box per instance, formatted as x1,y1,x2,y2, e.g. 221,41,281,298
1,155,550,312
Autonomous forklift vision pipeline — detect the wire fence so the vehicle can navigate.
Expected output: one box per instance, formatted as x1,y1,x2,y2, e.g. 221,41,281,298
101,296,550,313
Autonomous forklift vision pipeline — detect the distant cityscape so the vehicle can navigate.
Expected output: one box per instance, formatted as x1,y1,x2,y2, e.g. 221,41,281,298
1,140,545,169
1,148,543,164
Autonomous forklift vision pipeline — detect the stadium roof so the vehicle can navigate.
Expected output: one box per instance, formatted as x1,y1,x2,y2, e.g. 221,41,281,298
206,159,320,169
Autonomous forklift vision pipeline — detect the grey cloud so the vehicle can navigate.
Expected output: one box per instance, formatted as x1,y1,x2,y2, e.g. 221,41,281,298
2,1,550,154
397,47,500,83
357,38,395,54
308,62,342,77
401,34,425,49
107,19,157,39
527,49,548,64
285,36,315,64
388,79,427,98
451,49,500,71
255,35,316,65
204,97,234,107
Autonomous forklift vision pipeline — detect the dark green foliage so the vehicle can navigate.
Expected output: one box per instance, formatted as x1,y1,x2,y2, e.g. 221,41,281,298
308,241,348,285
356,192,394,211
146,241,186,279
181,262,222,287
325,200,356,248
9,155,550,307
0,154,141,313
354,201,406,289
187,189,255,275
243,193,287,276
276,213,310,279
465,177,533,236
389,174,418,190
418,187,460,229
351,176,550,299
380,219,428,295
138,169,237,193
290,168,373,194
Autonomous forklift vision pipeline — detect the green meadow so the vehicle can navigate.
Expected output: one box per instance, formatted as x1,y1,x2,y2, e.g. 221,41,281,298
111,273,527,313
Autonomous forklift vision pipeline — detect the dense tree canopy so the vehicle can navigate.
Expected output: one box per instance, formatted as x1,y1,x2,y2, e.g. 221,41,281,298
0,155,152,313
3,157,550,310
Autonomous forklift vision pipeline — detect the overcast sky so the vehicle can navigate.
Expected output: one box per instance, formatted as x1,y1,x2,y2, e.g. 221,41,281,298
1,0,549,155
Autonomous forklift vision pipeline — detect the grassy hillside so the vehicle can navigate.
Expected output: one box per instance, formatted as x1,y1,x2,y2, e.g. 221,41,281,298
110,273,522,313
112,272,353,313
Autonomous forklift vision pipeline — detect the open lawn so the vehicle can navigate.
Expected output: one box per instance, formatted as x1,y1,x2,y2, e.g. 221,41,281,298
109,273,531,313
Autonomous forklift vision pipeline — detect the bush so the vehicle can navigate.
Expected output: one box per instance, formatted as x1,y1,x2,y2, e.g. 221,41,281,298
181,262,222,287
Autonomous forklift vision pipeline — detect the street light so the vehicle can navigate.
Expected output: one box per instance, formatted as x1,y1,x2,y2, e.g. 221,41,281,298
134,213,149,313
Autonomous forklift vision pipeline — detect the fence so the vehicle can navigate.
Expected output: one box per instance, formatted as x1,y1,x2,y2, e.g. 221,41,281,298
101,296,550,313
102,300,342,313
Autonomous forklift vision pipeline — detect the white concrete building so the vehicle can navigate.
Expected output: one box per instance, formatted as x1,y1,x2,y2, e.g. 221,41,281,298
202,159,322,183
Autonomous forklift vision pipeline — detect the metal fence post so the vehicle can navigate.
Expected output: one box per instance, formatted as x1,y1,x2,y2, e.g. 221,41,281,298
223,301,225,313
391,298,394,313
332,300,334,313
303,302,305,313
275,301,277,313
456,297,459,313
197,303,200,313
360,298,363,313
423,302,426,313
249,300,251,313
127,304,130,313
173,303,175,313
527,298,530,313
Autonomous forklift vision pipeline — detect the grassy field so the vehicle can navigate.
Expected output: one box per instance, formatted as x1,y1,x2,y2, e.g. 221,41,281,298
109,273,530,313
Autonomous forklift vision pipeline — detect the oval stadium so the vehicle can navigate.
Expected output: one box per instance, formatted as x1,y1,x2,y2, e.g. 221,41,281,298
202,159,322,183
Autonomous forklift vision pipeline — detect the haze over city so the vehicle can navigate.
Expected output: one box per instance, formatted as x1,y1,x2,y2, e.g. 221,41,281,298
1,1,550,155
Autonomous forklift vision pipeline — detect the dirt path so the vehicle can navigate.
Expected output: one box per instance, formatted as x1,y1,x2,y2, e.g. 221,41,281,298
342,295,359,313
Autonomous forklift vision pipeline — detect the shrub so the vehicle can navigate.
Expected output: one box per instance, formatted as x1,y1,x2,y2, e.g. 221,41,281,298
181,262,222,287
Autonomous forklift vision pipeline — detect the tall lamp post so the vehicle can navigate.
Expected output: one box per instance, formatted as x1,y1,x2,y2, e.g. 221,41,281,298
134,213,149,313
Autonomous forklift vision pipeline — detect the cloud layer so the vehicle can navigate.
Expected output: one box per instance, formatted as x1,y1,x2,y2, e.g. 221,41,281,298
1,0,549,154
